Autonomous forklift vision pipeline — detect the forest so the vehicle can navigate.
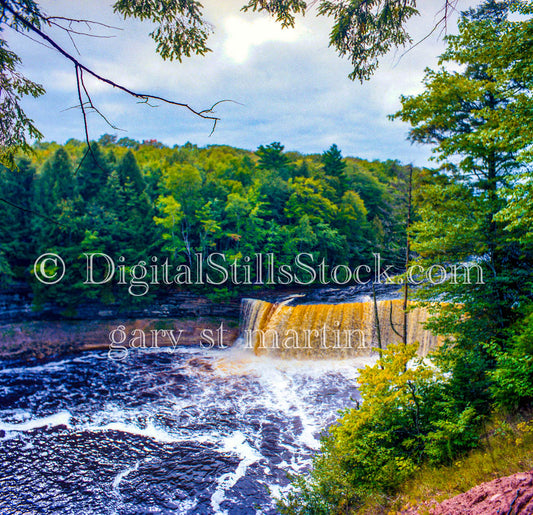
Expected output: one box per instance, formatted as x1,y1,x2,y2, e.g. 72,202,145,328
0,137,426,307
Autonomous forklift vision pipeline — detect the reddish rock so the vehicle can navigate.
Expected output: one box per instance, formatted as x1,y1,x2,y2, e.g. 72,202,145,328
403,470,533,514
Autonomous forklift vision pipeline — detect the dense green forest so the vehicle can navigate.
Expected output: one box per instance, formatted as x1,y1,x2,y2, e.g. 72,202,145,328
0,137,428,308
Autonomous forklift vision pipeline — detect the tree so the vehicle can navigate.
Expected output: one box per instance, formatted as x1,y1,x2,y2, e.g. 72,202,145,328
256,142,292,178
76,143,110,202
0,158,36,277
279,4,533,510
1,0,467,169
32,147,86,309
0,37,44,168
285,177,338,224
320,143,347,195
117,150,145,194
392,0,533,412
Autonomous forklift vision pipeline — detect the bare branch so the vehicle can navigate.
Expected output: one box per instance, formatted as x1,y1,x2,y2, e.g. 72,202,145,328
389,301,404,340
79,67,123,131
66,28,80,55
44,16,123,32
2,1,221,132
395,0,460,65
199,99,244,115
47,19,118,39
75,65,90,151
15,28,56,52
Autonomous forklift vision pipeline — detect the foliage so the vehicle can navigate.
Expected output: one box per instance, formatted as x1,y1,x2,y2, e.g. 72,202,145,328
487,308,533,410
242,0,420,80
0,139,417,312
0,36,44,168
277,343,481,513
112,0,212,61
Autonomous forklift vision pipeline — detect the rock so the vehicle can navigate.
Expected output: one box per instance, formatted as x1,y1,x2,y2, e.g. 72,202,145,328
403,469,533,515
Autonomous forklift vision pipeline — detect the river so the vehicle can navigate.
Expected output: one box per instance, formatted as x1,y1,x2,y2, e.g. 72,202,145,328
0,343,369,514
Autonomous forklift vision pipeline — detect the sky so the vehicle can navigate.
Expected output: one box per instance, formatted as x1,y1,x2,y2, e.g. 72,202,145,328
6,0,465,166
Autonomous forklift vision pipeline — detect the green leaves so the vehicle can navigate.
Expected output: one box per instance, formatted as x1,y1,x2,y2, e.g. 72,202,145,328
393,0,533,169
242,0,421,81
279,5,533,511
241,0,307,29
318,0,418,81
113,0,212,60
0,38,44,168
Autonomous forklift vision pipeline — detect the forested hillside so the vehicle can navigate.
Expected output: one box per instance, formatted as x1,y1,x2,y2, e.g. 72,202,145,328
0,138,427,308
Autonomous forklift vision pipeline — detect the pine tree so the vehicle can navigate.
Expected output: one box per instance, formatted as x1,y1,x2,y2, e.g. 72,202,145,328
321,144,347,196
76,143,109,202
0,158,36,279
117,150,145,194
393,0,533,414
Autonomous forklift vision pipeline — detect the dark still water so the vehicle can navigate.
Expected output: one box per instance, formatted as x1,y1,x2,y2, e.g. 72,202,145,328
0,345,368,514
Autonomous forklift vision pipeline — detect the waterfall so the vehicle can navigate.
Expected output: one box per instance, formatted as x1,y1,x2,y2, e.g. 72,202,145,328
239,298,442,359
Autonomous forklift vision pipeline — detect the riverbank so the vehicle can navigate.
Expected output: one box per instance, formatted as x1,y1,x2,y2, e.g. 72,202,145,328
0,282,405,364
360,413,533,514
0,318,240,365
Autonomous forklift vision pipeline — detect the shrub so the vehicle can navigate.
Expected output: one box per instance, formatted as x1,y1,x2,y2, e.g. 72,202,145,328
277,343,483,512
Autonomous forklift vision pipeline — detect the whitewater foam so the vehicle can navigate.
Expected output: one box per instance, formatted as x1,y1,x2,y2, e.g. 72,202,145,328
0,411,72,435
211,430,264,514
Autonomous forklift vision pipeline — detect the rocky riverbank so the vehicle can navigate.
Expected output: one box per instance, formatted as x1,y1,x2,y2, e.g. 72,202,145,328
0,282,404,364
0,282,405,322
401,469,533,514
0,318,240,365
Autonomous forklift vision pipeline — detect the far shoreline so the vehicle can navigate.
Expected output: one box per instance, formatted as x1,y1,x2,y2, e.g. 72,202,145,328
0,317,240,366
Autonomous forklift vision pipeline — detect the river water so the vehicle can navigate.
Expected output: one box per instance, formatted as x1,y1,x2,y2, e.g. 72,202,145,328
0,344,370,514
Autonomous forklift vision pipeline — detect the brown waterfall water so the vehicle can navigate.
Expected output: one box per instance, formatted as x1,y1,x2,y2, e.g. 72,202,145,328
240,298,443,359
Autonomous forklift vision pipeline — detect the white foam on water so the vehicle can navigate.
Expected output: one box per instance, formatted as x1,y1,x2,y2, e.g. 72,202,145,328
0,361,67,376
214,352,370,444
112,460,140,493
0,411,72,435
84,420,211,444
211,431,264,514
0,346,366,512
173,498,198,513
260,366,321,450
0,351,113,376
82,416,224,448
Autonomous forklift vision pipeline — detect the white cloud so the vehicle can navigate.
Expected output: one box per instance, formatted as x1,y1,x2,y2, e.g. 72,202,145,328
6,0,468,166
223,15,307,63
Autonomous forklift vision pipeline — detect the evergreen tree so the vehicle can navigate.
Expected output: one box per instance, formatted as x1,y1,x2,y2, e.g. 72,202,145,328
0,158,36,280
256,142,292,180
321,144,347,195
393,0,533,413
117,150,145,194
76,143,110,202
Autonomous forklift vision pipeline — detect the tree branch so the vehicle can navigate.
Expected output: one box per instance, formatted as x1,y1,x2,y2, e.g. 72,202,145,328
0,196,63,226
2,1,222,129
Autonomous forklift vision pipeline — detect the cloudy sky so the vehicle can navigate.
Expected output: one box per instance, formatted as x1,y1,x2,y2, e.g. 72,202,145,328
6,0,464,165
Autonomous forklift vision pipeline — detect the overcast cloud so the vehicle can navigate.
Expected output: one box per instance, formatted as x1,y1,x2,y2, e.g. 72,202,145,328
5,0,464,165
